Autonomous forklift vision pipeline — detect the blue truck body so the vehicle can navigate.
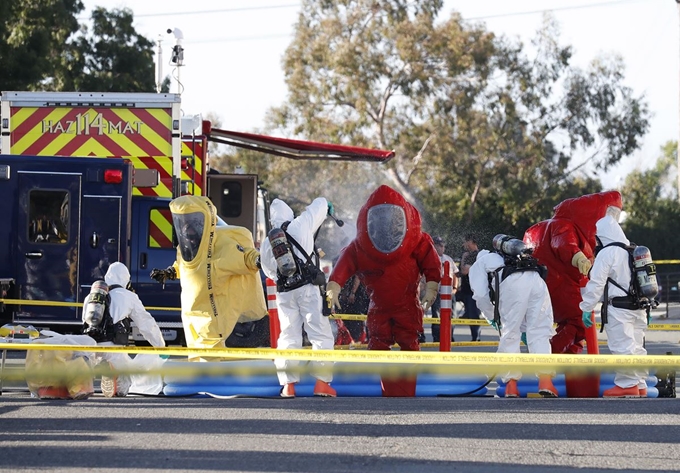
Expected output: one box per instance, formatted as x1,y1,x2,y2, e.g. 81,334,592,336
0,155,183,341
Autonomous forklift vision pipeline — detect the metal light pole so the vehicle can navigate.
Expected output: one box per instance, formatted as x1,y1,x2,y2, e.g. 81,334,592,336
677,1,680,199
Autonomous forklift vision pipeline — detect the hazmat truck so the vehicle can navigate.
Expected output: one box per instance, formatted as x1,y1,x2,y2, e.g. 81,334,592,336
0,91,394,344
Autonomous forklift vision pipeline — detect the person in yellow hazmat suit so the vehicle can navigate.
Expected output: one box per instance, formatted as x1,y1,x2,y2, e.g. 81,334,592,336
150,195,267,352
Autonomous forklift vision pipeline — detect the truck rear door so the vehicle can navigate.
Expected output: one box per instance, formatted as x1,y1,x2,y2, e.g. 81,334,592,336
16,171,81,325
130,197,182,342
78,194,123,299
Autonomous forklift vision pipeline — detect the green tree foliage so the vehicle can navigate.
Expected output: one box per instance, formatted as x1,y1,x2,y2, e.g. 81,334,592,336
261,0,648,245
55,8,159,92
1,4,165,92
0,0,83,90
621,141,680,260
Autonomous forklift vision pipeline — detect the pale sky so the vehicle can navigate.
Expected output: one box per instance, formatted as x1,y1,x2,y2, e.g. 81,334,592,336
81,0,677,189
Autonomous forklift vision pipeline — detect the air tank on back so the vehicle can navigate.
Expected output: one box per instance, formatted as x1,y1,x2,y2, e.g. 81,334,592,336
492,234,526,257
633,245,658,301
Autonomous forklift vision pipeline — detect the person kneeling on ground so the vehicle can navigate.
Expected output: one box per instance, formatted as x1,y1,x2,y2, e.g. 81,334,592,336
95,262,166,397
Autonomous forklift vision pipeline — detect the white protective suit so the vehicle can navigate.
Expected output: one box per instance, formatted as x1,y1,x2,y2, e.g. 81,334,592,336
579,215,647,390
100,262,166,394
260,198,335,386
469,250,555,383
105,262,165,348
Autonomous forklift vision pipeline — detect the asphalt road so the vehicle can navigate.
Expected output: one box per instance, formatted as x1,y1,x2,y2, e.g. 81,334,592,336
0,392,679,472
0,305,677,473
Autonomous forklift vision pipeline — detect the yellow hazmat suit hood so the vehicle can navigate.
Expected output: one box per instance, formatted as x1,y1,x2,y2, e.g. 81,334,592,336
169,195,266,350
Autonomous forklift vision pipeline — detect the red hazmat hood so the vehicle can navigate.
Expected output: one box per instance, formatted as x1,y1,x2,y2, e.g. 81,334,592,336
207,128,395,163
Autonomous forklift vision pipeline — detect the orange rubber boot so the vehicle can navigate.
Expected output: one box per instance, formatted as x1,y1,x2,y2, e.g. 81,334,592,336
538,375,558,398
281,383,296,398
313,380,337,397
505,379,519,398
603,385,640,398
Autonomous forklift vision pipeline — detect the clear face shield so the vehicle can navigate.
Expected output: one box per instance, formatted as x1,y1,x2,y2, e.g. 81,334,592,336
367,204,406,254
172,212,205,262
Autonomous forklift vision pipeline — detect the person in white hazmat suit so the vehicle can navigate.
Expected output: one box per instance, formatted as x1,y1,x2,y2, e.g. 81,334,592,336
469,239,558,398
151,196,266,355
260,197,337,398
99,262,166,397
580,214,648,398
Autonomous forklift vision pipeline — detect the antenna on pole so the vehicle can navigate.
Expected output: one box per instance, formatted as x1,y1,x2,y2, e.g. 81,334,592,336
155,35,163,93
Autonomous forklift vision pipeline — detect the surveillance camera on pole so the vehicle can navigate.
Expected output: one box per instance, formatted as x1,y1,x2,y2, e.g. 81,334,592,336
167,28,184,66
166,28,184,95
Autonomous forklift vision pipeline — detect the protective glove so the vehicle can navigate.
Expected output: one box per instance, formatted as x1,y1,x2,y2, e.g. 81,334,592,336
149,268,165,283
150,266,177,284
159,354,170,360
582,311,593,328
487,318,499,331
243,249,261,272
521,332,527,346
327,201,335,217
571,251,592,276
421,281,439,311
326,280,342,311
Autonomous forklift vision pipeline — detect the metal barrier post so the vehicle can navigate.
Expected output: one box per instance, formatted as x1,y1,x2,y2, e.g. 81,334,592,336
0,347,5,395
439,262,452,352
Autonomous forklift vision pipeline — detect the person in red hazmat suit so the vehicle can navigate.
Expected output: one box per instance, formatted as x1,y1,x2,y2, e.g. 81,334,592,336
523,191,623,354
150,196,267,354
326,185,441,397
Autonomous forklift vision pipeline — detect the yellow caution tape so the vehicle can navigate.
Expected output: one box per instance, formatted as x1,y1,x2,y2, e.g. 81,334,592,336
656,260,680,264
3,298,679,329
426,319,680,331
0,298,179,312
2,342,678,383
423,317,493,326
648,323,680,331
329,314,367,321
331,316,490,325
335,340,611,350
2,343,679,369
0,299,83,308
595,322,680,331
420,341,501,348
